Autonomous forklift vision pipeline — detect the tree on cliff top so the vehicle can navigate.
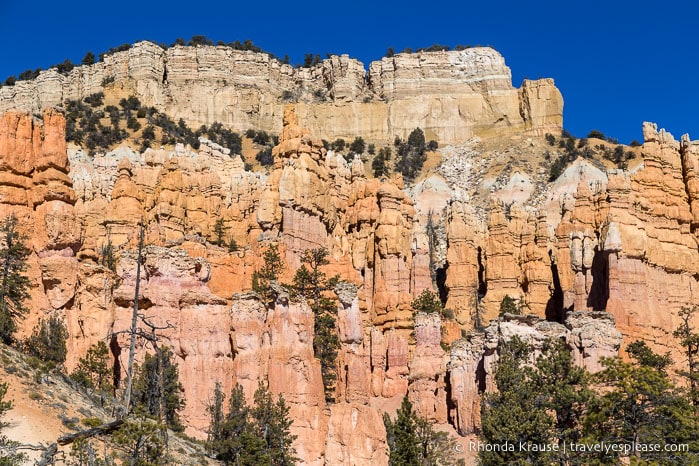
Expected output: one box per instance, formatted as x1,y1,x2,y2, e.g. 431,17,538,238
0,215,32,344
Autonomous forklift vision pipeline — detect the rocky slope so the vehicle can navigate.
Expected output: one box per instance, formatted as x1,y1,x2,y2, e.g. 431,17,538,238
0,43,698,464
0,42,562,144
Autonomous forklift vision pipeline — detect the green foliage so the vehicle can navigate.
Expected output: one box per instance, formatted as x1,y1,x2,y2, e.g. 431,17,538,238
98,43,131,61
372,146,391,178
25,314,68,367
112,414,166,466
132,346,185,432
385,47,395,58
587,129,607,140
0,382,26,465
2,76,16,86
18,68,41,81
292,248,340,402
630,139,642,147
548,155,568,182
395,128,428,181
252,244,286,304
212,218,229,247
583,341,699,464
498,294,519,316
302,53,322,68
411,289,444,316
674,305,699,407
188,35,213,46
330,138,346,152
81,51,96,65
384,395,460,466
70,340,113,395
349,136,366,155
256,146,274,166
531,338,591,464
0,215,32,344
545,133,556,146
367,143,376,155
99,236,117,272
207,382,298,465
83,91,104,107
228,238,239,253
479,336,555,465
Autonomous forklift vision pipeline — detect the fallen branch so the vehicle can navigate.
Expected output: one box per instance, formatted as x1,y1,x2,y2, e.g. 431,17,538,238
56,419,124,446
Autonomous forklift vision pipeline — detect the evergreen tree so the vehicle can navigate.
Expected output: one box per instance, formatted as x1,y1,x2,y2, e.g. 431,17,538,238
395,128,428,181
384,396,420,465
372,147,391,178
411,289,444,316
81,51,96,65
584,340,699,464
252,244,285,303
132,346,185,432
498,295,519,316
674,305,699,408
479,336,555,465
250,382,298,465
0,215,32,344
212,218,229,247
292,248,340,402
112,414,165,466
531,338,591,464
70,340,113,395
0,382,25,465
25,314,69,368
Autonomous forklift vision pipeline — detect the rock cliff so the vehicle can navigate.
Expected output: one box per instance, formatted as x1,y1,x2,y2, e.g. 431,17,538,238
0,62,697,463
0,42,562,144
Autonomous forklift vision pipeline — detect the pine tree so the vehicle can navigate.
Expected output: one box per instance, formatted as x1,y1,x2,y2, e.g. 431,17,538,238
291,248,340,402
212,218,229,247
252,244,285,304
384,396,420,465
25,314,68,368
674,305,699,408
0,382,25,465
372,147,391,178
530,338,591,464
132,346,185,432
0,215,32,344
584,340,699,464
250,382,298,466
479,336,555,465
70,340,113,395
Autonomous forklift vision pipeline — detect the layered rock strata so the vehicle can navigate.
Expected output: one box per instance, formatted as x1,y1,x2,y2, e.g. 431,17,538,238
0,42,563,144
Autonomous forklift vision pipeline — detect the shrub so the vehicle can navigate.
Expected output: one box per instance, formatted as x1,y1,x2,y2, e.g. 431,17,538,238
587,129,606,140
331,138,346,152
545,133,556,146
3,76,16,86
630,140,642,147
83,92,104,107
411,289,444,316
188,35,213,46
141,126,155,141
548,155,567,182
256,147,273,166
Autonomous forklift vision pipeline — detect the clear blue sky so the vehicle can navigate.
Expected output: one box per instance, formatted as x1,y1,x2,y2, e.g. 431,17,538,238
1,0,696,144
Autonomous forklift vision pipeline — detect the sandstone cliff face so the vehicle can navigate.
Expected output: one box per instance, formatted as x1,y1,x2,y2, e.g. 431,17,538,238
0,42,562,144
2,101,699,464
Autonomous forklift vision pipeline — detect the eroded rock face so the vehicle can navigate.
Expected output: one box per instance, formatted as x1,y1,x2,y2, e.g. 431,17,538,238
3,102,699,465
0,42,562,145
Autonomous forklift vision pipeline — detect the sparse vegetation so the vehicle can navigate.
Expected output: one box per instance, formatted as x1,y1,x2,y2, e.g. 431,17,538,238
395,128,429,181
292,248,340,402
0,215,32,344
498,294,519,316
25,314,69,368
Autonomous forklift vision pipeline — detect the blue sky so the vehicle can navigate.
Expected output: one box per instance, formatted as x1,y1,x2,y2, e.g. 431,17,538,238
0,0,696,144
